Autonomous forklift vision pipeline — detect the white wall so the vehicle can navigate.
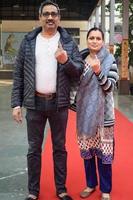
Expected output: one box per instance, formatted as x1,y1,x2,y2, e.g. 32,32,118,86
2,20,89,50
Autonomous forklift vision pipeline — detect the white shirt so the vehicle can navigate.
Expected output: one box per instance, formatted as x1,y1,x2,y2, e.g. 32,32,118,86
35,31,60,93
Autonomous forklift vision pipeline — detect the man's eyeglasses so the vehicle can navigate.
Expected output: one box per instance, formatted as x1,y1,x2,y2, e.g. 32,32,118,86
42,12,59,18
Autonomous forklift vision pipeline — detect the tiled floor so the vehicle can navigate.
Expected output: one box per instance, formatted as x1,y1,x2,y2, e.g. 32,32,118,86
0,80,133,200
114,91,133,122
0,81,48,200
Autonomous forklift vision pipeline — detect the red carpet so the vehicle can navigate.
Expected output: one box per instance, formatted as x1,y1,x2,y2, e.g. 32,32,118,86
39,110,133,200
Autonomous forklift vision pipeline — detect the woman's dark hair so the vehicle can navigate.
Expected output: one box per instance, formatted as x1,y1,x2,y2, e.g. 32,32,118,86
39,0,60,15
86,27,104,40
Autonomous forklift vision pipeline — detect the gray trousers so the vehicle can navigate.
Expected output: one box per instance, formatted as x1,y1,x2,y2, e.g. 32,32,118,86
25,96,68,197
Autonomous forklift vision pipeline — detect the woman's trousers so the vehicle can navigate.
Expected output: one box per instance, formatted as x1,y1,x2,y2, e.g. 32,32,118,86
84,156,112,193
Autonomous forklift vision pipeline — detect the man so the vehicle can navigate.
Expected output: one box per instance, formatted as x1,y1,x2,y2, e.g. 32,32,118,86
11,1,83,200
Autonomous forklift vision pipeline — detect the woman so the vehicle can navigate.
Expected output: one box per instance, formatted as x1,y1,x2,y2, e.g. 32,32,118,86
77,27,118,200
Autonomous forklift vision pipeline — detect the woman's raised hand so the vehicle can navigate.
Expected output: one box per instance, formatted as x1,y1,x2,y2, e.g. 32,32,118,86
91,55,101,75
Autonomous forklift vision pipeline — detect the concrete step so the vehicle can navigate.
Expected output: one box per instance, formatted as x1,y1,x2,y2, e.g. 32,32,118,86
0,70,13,79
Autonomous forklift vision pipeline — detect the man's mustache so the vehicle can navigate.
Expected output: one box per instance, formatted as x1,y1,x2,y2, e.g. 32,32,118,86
46,20,54,23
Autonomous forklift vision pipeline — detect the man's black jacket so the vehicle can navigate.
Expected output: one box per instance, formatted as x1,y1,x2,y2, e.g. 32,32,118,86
11,26,84,109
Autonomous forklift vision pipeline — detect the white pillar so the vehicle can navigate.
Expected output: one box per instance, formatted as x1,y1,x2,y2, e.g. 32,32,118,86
95,6,100,27
101,0,106,33
90,15,95,28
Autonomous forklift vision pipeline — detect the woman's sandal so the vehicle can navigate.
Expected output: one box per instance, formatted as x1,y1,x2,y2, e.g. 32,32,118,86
101,197,110,200
101,194,111,200
80,187,96,198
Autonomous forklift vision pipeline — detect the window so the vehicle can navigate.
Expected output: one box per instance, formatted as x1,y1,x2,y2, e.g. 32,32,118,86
65,28,80,45
115,24,122,33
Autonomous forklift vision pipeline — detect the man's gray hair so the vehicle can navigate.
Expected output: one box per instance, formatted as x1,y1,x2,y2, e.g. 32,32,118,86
39,0,60,15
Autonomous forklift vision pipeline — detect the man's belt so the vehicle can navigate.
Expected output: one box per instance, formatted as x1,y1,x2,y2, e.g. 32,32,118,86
35,91,56,100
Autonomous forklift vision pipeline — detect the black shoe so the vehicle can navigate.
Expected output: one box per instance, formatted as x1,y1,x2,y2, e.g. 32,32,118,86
57,194,73,200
